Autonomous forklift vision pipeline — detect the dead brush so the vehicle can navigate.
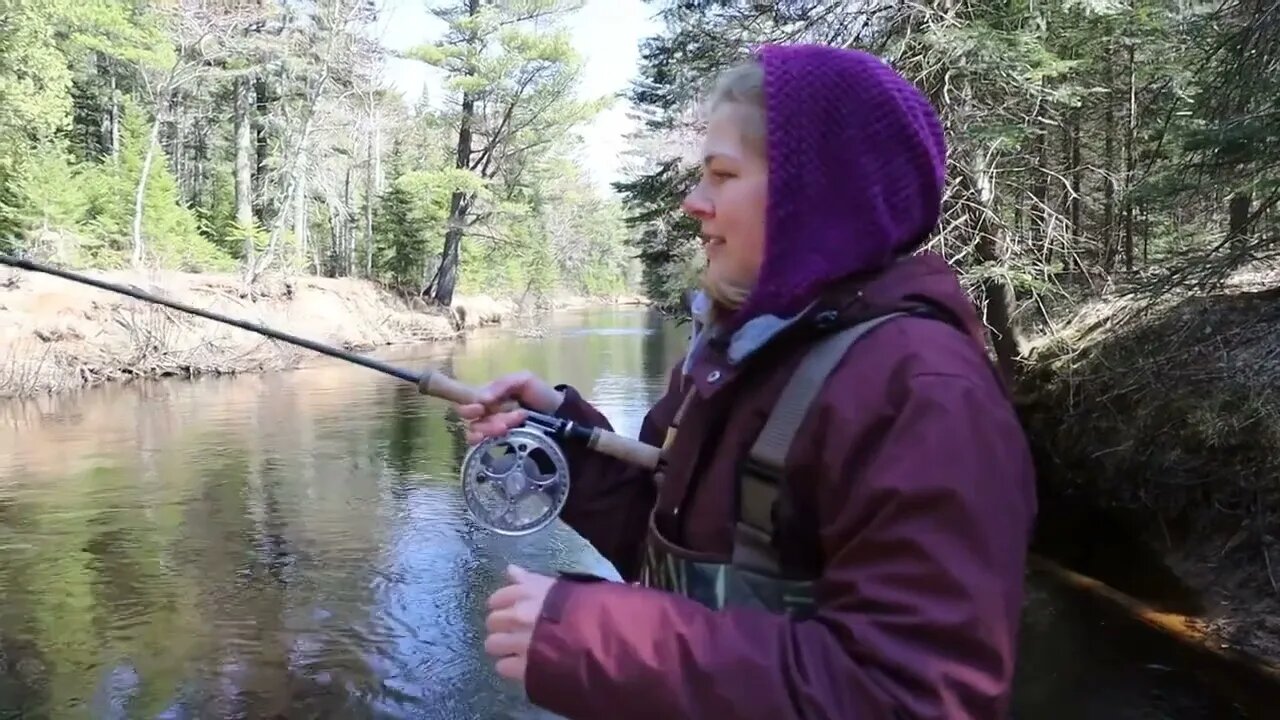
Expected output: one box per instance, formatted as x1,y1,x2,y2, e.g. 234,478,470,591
0,340,63,397
1018,284,1280,661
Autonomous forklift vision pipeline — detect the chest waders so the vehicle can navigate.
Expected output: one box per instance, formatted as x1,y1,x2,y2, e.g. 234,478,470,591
638,312,909,616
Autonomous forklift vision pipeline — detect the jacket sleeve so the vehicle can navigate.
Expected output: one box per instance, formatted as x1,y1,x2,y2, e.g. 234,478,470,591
524,368,1037,720
549,363,685,581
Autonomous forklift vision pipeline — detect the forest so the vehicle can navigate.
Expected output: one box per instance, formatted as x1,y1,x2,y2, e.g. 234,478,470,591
0,0,639,304
2,0,1278,672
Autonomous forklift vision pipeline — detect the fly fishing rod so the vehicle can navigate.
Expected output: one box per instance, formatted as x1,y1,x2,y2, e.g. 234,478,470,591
0,254,661,535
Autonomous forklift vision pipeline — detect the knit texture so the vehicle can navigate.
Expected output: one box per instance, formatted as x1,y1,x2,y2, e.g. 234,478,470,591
727,44,948,328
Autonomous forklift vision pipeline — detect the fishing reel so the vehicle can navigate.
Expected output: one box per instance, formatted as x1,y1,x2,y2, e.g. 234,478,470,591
460,424,571,536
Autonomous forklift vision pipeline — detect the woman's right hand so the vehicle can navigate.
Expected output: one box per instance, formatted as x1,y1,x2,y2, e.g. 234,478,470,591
455,370,566,446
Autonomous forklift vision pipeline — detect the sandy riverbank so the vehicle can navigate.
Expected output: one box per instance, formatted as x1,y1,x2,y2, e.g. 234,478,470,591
0,266,646,398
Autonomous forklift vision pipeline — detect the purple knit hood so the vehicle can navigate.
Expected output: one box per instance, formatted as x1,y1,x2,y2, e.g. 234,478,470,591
728,44,948,327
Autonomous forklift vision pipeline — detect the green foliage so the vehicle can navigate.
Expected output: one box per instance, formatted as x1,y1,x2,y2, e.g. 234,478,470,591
371,147,451,291
0,156,29,244
613,158,700,309
458,201,557,298
58,0,174,70
0,0,637,302
192,164,241,257
18,142,93,233
87,100,225,269
0,0,76,144
406,0,628,304
4,98,232,271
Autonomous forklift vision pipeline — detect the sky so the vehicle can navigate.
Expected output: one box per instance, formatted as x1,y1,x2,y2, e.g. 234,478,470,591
371,0,665,196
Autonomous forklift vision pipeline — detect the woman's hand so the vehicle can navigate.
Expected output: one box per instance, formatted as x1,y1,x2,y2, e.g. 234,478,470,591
484,564,557,686
455,371,565,445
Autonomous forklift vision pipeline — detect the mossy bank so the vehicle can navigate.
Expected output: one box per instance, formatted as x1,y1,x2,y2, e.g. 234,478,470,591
0,266,646,398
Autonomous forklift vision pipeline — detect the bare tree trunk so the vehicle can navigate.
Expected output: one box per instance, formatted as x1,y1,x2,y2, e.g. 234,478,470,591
234,75,255,264
1034,131,1050,265
293,146,308,271
432,97,474,305
131,118,162,268
165,98,186,201
246,108,314,283
110,81,120,161
1057,123,1073,272
963,153,1020,385
1102,46,1117,271
1228,191,1253,246
430,0,480,307
1217,0,1261,248
341,165,353,276
100,55,120,161
364,128,375,278
1123,42,1136,270
1142,207,1150,265
433,222,465,305
373,111,383,192
1069,116,1083,267
373,110,381,278
253,75,270,224
326,203,341,277
193,114,208,208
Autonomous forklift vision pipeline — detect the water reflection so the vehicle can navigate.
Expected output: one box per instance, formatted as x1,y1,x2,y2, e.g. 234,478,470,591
0,307,1267,718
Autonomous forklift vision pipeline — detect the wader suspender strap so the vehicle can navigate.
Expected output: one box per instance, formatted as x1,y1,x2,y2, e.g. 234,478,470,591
734,312,909,574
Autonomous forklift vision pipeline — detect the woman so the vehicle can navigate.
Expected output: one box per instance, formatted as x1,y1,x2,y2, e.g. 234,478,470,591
459,43,1037,720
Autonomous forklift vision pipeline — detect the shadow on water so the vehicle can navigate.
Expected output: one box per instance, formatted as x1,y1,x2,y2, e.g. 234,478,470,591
1020,479,1279,718
0,306,1273,718
1029,479,1206,616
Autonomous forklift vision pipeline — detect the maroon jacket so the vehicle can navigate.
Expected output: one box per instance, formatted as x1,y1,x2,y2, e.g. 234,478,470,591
522,252,1038,719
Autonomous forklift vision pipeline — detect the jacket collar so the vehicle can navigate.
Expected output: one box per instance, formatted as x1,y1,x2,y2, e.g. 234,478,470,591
681,290,817,377
679,254,955,399
681,280,861,399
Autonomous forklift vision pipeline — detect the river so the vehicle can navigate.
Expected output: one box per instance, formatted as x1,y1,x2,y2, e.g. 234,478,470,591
0,306,1266,718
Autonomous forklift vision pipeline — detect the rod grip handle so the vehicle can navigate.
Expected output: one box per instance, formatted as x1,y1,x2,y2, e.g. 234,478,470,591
417,371,521,413
587,428,662,470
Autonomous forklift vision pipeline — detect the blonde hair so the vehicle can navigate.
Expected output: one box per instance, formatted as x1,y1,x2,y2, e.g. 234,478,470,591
699,59,766,315
706,60,767,152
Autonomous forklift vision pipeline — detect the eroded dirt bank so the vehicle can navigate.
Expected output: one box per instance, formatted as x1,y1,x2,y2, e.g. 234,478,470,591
1016,272,1280,669
0,266,644,397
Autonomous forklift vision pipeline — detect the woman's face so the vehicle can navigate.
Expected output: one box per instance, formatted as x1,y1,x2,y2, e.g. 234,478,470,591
680,101,768,297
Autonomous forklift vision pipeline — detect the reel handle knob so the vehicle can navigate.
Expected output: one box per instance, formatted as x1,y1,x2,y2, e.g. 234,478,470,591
417,370,521,412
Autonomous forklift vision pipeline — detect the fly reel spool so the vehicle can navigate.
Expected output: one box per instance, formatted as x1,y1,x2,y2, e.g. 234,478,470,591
460,426,570,536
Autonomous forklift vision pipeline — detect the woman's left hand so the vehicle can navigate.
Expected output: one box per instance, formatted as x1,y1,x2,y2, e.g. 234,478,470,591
484,564,556,685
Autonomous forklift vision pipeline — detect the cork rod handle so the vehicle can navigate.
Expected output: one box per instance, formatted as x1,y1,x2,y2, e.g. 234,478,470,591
417,370,520,413
416,369,662,471
588,427,662,470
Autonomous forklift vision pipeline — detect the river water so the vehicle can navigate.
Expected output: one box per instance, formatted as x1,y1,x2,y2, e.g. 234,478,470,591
0,307,1266,718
